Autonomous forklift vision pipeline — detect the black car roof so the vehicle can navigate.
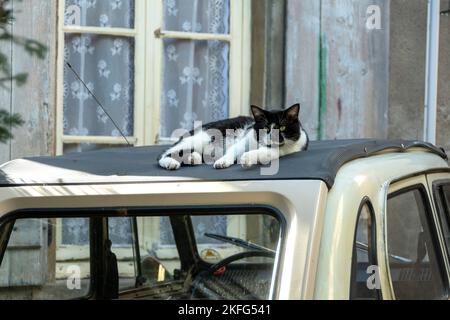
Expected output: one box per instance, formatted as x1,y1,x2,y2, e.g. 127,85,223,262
0,139,447,189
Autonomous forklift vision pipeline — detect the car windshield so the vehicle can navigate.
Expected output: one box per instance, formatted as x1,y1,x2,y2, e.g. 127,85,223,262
192,214,280,265
0,211,282,300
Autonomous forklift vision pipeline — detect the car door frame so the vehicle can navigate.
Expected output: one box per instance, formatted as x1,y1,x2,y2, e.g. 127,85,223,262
384,174,450,299
427,172,450,278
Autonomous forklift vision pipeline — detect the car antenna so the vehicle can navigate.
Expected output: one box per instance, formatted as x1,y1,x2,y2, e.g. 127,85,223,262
65,62,132,147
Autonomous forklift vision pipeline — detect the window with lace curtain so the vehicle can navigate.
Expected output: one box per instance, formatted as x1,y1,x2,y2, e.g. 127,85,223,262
55,0,251,258
57,0,250,152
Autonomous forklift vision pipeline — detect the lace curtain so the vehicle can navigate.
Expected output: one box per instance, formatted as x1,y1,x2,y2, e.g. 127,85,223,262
160,0,230,138
159,0,230,246
62,0,230,245
63,0,230,146
63,0,135,154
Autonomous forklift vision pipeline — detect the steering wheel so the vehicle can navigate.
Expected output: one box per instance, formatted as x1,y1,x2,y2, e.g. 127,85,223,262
208,250,275,274
191,250,275,299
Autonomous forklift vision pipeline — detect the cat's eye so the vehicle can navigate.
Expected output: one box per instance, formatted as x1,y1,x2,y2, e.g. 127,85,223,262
280,126,286,132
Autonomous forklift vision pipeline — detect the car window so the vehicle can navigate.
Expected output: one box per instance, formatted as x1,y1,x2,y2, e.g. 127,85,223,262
109,216,181,292
191,214,279,263
0,218,91,300
387,187,448,300
434,183,450,258
350,202,380,300
108,211,282,300
0,210,282,300
108,216,136,291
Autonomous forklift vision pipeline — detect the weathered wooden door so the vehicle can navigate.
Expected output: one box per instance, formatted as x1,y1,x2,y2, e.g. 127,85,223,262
0,219,48,286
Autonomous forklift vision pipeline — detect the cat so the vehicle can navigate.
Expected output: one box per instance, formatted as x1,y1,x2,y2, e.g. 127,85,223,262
158,104,309,170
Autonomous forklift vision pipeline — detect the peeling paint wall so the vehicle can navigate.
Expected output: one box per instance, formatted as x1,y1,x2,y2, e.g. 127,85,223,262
285,0,390,141
286,0,449,151
1,0,448,162
251,0,287,108
285,1,321,140
0,0,57,162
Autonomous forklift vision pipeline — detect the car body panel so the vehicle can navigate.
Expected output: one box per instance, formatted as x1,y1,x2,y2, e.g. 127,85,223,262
0,147,449,300
0,180,328,300
426,172,450,285
314,151,449,299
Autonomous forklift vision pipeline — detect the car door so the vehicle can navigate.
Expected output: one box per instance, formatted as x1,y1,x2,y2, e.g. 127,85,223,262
385,174,450,300
427,172,450,275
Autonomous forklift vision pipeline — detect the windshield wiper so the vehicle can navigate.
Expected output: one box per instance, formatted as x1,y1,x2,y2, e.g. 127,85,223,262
204,233,275,254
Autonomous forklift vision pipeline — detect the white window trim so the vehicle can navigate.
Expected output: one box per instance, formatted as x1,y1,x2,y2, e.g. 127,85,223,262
55,218,90,261
56,0,252,153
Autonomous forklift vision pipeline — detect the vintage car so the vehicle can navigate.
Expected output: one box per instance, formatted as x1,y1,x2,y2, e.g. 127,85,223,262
0,139,449,300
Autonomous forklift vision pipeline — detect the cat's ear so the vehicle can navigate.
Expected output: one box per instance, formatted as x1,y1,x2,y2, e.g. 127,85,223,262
284,104,300,122
251,105,267,121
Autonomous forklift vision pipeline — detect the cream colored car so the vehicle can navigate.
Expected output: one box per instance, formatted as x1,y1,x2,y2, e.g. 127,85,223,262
0,139,449,300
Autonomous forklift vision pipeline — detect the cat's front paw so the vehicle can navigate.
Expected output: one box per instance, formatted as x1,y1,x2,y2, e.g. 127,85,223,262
187,152,202,165
159,157,181,170
240,152,257,169
214,157,234,169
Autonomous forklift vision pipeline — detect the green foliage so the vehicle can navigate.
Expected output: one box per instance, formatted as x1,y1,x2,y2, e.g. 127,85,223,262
0,0,47,143
0,109,24,143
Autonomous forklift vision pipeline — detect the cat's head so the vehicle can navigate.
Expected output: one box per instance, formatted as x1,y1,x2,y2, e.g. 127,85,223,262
251,104,302,147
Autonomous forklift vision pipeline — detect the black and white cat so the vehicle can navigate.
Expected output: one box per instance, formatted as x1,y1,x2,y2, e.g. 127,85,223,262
158,104,309,170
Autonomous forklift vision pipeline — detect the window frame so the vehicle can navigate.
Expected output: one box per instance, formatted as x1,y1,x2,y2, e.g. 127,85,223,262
350,198,381,300
55,0,252,152
51,218,94,287
0,205,285,300
0,221,14,270
385,182,450,300
56,0,146,153
432,179,450,259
